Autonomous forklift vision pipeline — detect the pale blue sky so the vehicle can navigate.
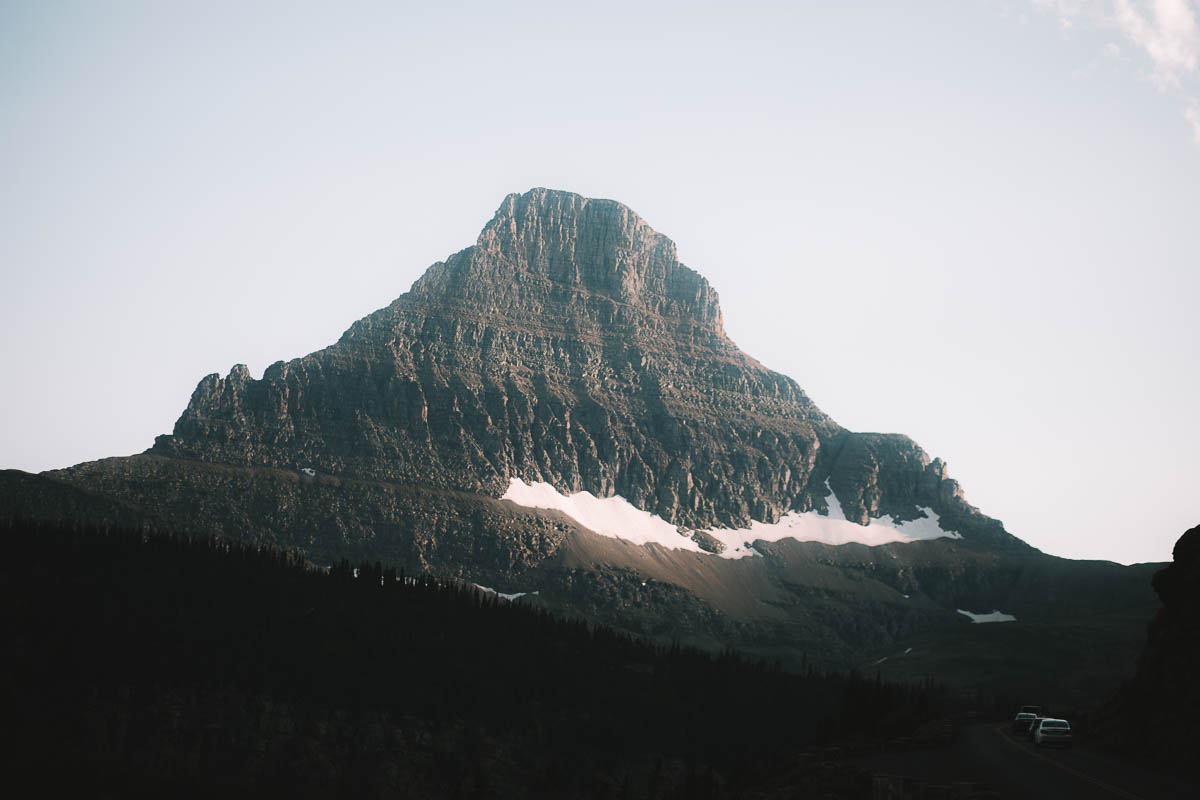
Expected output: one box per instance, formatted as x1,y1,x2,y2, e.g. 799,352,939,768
2,1,1197,564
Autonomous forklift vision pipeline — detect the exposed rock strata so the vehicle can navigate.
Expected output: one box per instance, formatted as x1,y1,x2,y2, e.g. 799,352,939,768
147,188,1003,543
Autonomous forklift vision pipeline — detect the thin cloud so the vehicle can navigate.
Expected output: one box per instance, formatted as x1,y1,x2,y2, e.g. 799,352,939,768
1186,97,1200,141
1028,1,1200,145
1113,0,1200,88
1030,0,1106,27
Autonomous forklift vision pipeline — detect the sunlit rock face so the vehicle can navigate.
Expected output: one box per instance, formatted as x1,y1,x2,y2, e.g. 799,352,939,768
150,188,1006,544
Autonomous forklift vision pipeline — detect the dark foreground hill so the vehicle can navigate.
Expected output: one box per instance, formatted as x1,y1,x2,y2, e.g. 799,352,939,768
1111,523,1200,771
0,466,1159,709
4,517,953,799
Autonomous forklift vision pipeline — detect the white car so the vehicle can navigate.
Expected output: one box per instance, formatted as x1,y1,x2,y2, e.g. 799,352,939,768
1033,718,1072,747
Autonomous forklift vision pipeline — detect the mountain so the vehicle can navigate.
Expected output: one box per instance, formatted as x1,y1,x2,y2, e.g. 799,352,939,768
152,187,989,540
5,188,1160,695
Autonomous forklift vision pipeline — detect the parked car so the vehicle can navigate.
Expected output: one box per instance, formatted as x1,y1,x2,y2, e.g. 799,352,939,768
1033,718,1072,747
1012,712,1038,734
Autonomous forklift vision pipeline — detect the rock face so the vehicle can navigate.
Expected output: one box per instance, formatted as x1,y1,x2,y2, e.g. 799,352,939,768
149,188,998,541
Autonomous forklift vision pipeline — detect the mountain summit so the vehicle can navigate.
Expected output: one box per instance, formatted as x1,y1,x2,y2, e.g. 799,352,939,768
430,188,724,328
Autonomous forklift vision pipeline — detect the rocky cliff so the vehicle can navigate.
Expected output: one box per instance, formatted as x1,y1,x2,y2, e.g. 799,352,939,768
148,188,999,542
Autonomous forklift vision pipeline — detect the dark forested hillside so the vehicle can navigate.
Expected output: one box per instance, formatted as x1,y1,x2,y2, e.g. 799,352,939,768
1110,523,1200,771
2,519,947,798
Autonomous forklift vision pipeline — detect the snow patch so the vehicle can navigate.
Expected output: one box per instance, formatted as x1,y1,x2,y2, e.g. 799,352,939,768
957,609,1017,624
474,584,534,601
501,478,961,559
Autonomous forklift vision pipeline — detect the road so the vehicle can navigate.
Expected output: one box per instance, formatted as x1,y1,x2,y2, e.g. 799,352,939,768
848,723,1197,799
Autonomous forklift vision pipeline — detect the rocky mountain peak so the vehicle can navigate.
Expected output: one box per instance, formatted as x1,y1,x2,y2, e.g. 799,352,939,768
478,188,676,274
140,188,1020,547
411,188,723,330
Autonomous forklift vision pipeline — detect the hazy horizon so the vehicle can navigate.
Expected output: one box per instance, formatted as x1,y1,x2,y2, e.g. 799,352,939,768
3,1,1197,564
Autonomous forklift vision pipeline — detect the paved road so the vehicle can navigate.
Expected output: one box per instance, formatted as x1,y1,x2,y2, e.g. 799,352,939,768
849,723,1197,799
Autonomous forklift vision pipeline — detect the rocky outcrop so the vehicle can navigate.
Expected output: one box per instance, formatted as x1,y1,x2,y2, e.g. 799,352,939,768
1119,524,1200,766
145,188,1001,543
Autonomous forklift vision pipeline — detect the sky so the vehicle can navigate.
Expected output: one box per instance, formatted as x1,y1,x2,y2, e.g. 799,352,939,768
2,0,1197,565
